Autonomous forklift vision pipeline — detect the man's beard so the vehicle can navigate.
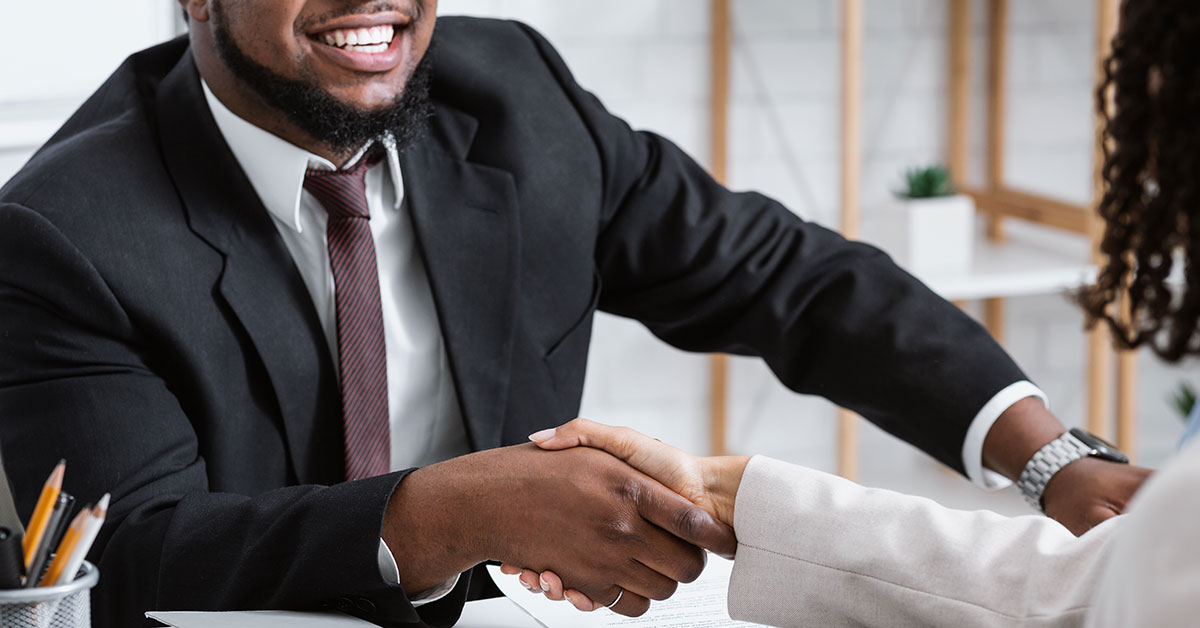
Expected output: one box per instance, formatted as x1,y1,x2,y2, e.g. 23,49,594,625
211,3,433,156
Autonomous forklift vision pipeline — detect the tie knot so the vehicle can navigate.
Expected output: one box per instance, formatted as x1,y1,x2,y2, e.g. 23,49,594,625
303,151,382,219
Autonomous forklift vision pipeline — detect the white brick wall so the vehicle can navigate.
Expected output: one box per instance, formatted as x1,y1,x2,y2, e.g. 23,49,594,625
439,0,1198,513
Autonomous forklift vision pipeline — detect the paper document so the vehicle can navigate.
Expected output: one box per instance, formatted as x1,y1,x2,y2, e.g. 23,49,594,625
146,610,378,628
488,555,766,627
458,597,543,627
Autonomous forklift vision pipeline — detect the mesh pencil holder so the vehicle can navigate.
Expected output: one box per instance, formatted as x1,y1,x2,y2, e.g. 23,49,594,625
0,562,98,628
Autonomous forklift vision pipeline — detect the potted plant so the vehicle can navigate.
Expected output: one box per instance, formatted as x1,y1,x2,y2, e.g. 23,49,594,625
1171,382,1196,420
1171,382,1200,447
875,165,976,275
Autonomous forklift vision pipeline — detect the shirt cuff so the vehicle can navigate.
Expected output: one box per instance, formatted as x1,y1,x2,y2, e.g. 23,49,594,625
377,538,460,607
961,381,1050,490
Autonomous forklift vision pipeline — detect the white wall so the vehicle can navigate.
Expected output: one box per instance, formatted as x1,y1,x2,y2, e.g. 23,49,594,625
1,1,1195,513
0,2,179,180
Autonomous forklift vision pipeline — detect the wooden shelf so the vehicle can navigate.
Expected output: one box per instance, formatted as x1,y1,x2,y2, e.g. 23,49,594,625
706,0,1134,468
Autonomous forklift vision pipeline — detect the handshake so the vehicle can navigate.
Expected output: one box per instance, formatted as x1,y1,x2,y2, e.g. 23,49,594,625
390,419,748,618
501,419,750,615
492,420,744,614
505,419,749,615
391,417,1150,622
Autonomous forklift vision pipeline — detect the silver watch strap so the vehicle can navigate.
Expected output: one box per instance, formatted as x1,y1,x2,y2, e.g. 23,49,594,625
1016,432,1093,512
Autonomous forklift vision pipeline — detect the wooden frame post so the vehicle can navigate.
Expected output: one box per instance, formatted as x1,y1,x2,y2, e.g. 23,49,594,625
837,0,864,481
709,0,731,456
1105,0,1137,457
983,0,1009,344
947,0,970,187
1088,0,1121,441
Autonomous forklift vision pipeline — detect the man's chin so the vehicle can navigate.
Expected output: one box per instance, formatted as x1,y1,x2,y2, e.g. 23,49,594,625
324,89,412,116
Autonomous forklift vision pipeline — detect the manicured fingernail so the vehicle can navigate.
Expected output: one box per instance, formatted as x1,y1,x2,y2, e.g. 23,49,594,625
564,592,576,605
540,575,550,592
528,428,556,442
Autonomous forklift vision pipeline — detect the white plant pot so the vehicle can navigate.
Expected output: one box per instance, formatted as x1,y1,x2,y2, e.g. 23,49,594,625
874,194,976,275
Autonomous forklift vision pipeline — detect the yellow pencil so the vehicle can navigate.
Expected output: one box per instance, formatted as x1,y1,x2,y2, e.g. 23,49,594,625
39,507,88,587
22,460,64,570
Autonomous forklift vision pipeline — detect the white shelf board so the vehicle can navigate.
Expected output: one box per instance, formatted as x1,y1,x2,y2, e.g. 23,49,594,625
914,238,1096,301
861,220,1096,302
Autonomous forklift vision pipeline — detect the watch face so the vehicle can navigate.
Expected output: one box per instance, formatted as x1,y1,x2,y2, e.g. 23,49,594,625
1070,428,1131,464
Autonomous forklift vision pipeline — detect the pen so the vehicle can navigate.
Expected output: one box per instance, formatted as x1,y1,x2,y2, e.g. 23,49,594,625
25,493,70,587
0,527,23,588
40,508,88,587
53,494,107,586
46,493,74,554
21,460,63,570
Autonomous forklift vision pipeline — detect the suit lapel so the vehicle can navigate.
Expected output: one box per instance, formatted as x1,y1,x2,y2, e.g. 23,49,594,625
401,107,519,452
154,52,343,485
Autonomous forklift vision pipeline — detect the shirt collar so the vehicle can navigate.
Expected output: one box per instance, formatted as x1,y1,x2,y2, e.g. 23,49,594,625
200,79,404,233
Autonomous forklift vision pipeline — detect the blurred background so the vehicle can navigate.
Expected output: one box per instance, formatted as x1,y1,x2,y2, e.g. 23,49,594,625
1,1,1195,516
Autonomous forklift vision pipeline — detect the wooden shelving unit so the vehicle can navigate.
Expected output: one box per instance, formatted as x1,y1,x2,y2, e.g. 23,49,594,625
706,0,1138,475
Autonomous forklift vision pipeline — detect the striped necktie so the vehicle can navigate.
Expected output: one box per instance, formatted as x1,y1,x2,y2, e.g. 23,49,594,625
303,153,390,481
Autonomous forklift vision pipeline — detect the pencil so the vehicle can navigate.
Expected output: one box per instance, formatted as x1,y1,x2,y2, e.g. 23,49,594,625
54,494,107,586
21,461,64,570
39,508,88,587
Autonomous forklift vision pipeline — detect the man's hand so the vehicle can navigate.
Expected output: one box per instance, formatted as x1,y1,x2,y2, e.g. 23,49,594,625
503,419,750,612
383,443,735,617
985,397,1153,535
528,419,747,527
1042,456,1153,536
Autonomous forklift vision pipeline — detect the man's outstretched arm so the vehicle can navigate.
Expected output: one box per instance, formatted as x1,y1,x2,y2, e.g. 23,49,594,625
506,21,1149,533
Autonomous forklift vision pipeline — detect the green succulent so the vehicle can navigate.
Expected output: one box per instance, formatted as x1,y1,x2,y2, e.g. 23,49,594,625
1171,382,1197,420
898,165,955,199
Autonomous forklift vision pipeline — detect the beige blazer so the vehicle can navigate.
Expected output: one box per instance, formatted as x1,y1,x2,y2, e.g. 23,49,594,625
726,445,1200,628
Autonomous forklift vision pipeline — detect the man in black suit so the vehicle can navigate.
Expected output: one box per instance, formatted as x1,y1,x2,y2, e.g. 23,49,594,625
0,1,1150,627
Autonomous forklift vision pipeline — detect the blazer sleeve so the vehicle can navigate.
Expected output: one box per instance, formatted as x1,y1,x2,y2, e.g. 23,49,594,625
1085,441,1200,628
727,456,1118,628
512,22,1029,473
0,203,468,628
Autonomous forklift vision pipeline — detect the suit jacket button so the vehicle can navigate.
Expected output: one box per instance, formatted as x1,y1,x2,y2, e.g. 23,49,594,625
334,597,353,612
354,598,376,615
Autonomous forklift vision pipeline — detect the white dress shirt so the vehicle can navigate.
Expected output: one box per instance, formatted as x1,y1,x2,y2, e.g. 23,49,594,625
202,81,465,602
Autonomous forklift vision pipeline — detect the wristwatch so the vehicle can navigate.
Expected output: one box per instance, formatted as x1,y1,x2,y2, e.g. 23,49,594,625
1016,428,1130,512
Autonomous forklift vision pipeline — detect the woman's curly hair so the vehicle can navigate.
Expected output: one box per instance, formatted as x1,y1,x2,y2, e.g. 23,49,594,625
1080,0,1200,362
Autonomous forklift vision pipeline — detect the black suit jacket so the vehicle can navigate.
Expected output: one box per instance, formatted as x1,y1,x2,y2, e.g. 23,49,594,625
0,17,1027,628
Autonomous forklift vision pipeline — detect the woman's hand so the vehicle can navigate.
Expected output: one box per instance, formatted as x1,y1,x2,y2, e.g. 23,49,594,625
501,418,749,612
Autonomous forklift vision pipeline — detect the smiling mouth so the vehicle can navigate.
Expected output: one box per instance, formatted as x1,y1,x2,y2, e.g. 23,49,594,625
312,24,397,54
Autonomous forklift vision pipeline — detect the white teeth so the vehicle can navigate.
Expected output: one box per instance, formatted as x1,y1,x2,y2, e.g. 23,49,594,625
351,42,387,53
321,24,396,51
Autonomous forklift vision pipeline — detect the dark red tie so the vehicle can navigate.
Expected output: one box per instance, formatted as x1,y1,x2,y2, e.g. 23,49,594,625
303,155,390,481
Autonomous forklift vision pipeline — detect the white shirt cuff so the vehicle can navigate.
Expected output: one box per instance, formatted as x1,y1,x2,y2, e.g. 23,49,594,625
961,381,1050,490
377,538,460,607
